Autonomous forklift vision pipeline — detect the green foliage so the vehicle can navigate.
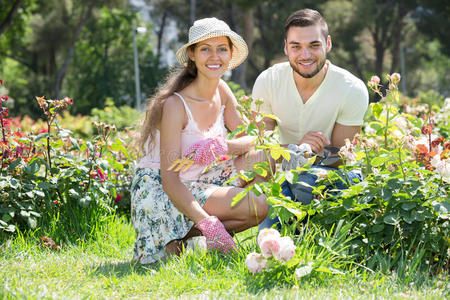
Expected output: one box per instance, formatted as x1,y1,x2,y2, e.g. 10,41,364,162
0,88,136,235
231,74,449,276
91,98,142,131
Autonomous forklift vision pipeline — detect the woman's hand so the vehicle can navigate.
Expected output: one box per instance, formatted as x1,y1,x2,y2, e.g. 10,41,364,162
183,136,228,166
195,216,236,253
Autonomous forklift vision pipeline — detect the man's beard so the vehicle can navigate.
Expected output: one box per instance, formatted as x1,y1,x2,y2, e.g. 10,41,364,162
290,57,326,79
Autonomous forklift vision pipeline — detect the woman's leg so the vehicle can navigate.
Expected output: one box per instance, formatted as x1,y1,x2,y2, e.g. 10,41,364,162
202,186,268,233
233,149,275,184
200,149,271,232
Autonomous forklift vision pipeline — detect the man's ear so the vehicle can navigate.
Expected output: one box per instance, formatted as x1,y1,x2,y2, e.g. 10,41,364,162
284,39,288,56
326,35,332,53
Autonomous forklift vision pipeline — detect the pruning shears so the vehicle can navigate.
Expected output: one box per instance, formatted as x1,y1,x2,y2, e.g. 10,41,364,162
314,145,341,166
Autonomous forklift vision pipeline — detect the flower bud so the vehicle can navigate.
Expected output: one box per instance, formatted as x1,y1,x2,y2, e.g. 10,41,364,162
370,75,380,85
391,73,401,84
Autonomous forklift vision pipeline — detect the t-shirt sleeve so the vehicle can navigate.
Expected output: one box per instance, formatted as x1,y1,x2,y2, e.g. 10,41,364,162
336,80,369,126
251,70,272,115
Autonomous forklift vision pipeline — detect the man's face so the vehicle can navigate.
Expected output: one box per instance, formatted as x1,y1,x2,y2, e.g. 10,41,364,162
284,25,331,79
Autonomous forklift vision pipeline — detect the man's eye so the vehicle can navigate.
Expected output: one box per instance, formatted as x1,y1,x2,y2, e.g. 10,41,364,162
201,48,209,51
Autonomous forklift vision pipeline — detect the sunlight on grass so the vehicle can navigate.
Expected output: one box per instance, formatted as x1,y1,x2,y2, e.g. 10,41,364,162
1,217,448,299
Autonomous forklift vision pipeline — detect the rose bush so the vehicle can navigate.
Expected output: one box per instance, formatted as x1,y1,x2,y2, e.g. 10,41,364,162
230,74,448,276
0,80,137,235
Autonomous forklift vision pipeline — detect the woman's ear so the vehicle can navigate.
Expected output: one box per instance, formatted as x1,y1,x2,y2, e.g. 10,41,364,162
188,47,195,62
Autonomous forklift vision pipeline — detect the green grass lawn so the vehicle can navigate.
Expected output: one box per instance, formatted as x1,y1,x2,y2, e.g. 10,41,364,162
0,215,448,299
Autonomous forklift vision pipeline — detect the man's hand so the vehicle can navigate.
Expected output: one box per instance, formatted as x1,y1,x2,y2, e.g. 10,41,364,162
298,131,330,154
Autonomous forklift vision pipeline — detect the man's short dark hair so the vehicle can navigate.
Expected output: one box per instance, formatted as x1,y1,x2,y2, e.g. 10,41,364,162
284,9,329,40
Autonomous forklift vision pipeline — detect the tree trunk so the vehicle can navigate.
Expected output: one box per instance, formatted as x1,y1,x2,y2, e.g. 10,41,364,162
156,11,167,62
237,7,255,90
372,27,385,79
54,4,93,99
390,4,409,74
0,0,24,35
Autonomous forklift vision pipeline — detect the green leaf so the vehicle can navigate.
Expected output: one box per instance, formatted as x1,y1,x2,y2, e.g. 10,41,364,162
79,196,92,207
231,190,249,207
245,123,259,136
295,263,313,279
432,201,450,215
343,198,353,209
271,182,281,196
401,202,416,211
372,103,383,119
371,156,389,167
253,165,267,177
37,182,53,190
9,178,19,189
27,217,37,229
25,161,40,175
261,113,280,122
69,188,81,199
383,214,399,225
370,224,385,233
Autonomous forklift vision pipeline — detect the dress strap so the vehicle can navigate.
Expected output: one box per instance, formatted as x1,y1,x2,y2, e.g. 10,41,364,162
173,92,194,121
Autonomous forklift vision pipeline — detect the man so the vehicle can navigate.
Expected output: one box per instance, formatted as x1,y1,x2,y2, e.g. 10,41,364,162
252,9,369,228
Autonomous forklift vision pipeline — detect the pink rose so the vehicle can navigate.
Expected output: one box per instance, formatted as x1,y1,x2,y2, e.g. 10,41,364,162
259,236,281,258
257,228,281,246
273,236,296,262
245,252,267,274
370,75,380,84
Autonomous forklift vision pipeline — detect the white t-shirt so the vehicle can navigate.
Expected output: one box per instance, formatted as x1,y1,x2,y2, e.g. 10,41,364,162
252,61,369,144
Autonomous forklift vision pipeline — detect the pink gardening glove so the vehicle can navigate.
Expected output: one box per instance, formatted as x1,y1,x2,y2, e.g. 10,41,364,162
195,216,236,254
184,136,228,166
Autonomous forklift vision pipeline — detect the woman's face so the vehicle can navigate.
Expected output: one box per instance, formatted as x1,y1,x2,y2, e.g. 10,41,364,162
188,36,232,79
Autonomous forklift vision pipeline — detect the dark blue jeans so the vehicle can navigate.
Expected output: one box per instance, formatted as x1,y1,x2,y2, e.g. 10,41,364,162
258,166,362,230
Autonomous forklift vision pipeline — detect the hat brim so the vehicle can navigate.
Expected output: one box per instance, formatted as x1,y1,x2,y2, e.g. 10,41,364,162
176,31,248,71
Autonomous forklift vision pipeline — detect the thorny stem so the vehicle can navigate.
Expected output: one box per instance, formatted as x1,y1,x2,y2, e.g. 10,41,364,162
398,148,406,181
385,105,390,149
0,114,6,171
0,114,6,144
46,121,52,177
364,146,372,174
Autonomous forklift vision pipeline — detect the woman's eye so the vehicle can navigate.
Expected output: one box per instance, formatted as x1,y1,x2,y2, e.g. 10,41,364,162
218,47,228,52
200,48,209,51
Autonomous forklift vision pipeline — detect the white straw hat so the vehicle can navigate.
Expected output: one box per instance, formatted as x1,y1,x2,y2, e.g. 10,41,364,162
176,17,248,70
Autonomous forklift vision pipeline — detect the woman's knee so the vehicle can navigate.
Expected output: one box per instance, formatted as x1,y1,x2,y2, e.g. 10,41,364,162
249,193,268,224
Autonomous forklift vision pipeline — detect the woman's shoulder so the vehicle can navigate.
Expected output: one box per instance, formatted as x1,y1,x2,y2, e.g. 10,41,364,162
162,94,185,115
218,79,236,106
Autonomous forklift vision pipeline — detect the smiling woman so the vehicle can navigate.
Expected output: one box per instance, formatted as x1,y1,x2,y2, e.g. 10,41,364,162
131,17,269,265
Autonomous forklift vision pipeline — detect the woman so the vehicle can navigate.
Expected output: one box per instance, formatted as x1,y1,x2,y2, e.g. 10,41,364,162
131,17,268,265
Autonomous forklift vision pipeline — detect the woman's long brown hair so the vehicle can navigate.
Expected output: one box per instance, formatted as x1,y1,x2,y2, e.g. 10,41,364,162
137,37,233,155
137,46,197,154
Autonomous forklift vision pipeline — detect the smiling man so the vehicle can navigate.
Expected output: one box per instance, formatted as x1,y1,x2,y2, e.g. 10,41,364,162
253,8,368,153
252,9,369,228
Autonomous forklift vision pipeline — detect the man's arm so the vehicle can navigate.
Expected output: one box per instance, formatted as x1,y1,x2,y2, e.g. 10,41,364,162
331,123,361,149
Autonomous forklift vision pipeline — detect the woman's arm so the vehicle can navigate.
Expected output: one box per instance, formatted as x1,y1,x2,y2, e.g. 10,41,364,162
160,95,209,224
219,80,256,155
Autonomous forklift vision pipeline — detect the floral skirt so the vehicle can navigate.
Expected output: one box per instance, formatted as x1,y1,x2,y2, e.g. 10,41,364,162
130,159,239,264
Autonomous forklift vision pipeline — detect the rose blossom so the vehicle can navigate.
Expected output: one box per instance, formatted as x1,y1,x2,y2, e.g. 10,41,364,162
257,228,281,246
245,252,267,274
370,75,380,85
273,236,296,262
259,235,281,258
339,139,357,162
435,158,450,183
